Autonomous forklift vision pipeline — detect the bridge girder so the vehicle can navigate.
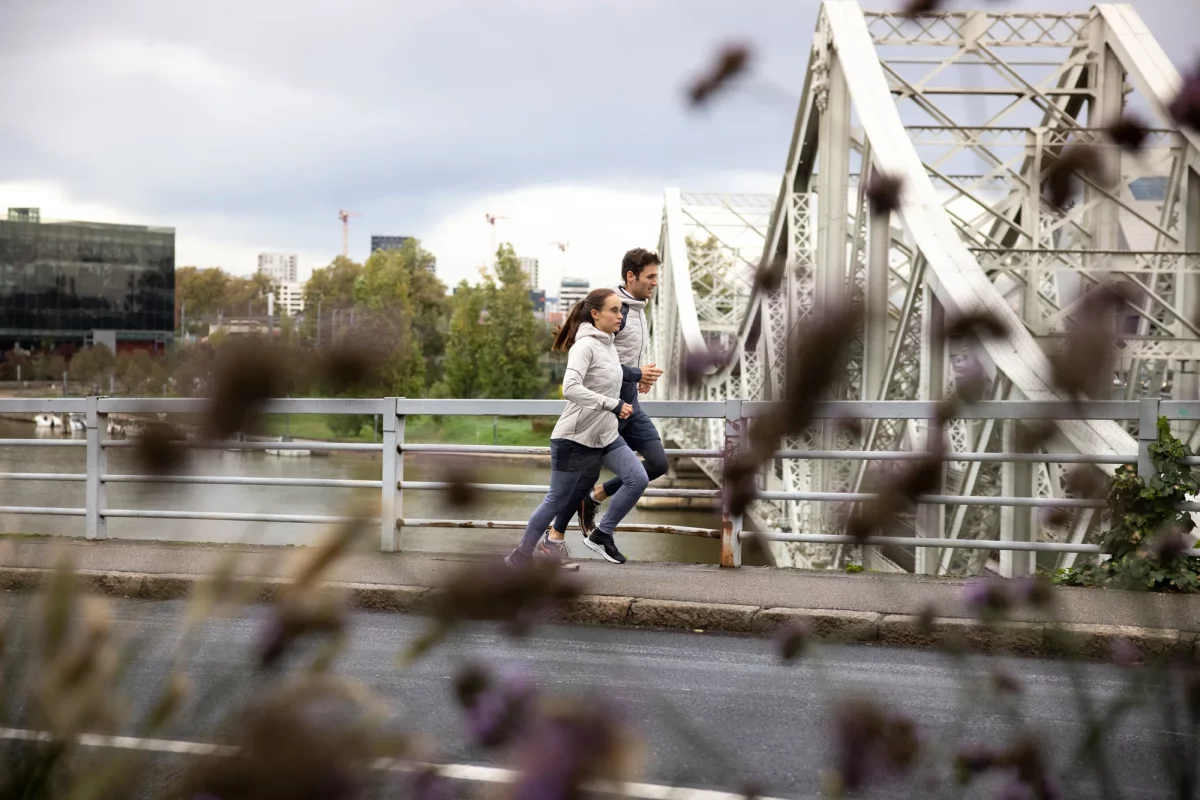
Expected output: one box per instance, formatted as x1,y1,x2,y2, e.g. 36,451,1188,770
651,2,1200,575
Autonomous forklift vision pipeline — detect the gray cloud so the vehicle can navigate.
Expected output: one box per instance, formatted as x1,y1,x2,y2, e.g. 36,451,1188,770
1,0,1194,264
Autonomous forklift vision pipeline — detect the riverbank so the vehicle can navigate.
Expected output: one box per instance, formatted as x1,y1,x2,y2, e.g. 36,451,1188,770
0,410,552,452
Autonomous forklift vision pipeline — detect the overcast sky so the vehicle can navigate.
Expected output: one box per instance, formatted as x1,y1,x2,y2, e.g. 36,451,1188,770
0,0,1193,295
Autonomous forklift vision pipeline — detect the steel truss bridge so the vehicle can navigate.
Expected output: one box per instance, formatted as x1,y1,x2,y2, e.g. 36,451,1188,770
649,2,1200,576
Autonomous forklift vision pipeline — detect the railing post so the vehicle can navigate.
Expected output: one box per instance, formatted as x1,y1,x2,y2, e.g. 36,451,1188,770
720,399,743,568
84,396,107,540
999,420,1034,578
1137,397,1160,479
380,397,404,552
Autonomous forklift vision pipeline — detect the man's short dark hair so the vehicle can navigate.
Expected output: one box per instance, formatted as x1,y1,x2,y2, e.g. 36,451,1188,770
622,248,661,283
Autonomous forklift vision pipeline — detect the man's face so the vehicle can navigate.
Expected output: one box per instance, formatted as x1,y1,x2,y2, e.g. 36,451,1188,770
626,263,659,301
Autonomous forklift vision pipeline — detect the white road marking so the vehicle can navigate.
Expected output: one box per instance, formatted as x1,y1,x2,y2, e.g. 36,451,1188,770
0,727,801,800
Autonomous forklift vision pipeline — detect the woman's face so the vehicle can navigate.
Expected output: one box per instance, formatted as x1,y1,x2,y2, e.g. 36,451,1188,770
591,294,624,333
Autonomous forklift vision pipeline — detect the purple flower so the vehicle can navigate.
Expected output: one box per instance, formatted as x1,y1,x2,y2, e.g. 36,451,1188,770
865,171,904,215
831,699,919,791
1010,576,1053,609
1168,66,1200,130
962,578,1011,616
410,768,453,800
462,670,536,748
774,619,810,662
994,781,1036,800
1109,637,1141,667
684,348,730,385
1106,115,1150,151
954,359,987,404
1150,527,1188,560
510,705,630,800
954,744,999,784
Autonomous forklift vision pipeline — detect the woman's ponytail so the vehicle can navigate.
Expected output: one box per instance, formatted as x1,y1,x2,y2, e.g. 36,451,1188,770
551,288,616,352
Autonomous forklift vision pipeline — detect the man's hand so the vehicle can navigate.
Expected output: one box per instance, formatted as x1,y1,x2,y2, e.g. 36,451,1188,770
640,363,663,386
638,380,652,394
618,402,634,419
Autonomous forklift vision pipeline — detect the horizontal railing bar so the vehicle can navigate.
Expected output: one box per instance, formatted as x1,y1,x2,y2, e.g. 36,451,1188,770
393,399,729,418
400,518,720,538
96,398,391,415
398,481,720,498
401,444,551,455
398,443,724,458
0,400,87,413
104,475,383,489
740,400,1142,421
0,473,86,482
0,439,86,447
102,440,384,452
0,506,86,516
754,490,1107,508
773,450,1134,464
748,532,1103,554
102,509,375,524
1161,403,1200,421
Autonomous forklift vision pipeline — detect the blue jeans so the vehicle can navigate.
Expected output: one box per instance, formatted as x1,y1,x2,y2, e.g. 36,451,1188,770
551,406,666,533
518,438,649,553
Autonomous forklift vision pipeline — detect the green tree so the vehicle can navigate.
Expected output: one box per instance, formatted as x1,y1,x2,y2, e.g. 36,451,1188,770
441,281,487,398
302,257,363,344
304,257,362,310
176,266,231,319
114,350,168,395
31,351,67,382
353,249,425,396
222,272,274,316
478,244,541,399
411,264,449,378
68,344,116,386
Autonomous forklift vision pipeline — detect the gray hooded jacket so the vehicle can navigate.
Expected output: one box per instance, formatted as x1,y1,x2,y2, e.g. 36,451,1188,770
551,322,623,448
613,285,648,368
613,285,649,407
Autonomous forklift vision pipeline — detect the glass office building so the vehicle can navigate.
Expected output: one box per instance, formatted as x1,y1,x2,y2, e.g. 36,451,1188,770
0,212,175,349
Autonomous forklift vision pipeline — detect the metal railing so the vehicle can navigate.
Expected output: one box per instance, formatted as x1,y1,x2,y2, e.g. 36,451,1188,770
0,396,1193,569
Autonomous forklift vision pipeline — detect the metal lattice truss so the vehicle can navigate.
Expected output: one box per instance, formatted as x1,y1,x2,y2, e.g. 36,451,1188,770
651,1,1200,575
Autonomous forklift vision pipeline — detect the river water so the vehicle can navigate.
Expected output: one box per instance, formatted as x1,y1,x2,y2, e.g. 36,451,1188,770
0,419,752,565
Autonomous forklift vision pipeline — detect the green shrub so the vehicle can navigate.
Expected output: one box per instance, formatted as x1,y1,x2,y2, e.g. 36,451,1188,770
1055,417,1200,592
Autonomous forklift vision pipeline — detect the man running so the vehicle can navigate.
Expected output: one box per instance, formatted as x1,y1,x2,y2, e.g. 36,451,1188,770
545,248,666,547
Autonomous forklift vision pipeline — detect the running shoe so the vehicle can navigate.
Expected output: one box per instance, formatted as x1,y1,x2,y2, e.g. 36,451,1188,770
504,549,533,570
578,493,599,537
583,530,627,564
535,534,580,571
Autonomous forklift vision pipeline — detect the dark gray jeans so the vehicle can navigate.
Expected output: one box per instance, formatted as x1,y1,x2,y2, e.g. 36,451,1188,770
518,438,648,554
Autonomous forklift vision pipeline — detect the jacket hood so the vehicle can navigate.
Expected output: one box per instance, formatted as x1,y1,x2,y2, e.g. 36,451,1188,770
615,285,648,309
575,322,614,343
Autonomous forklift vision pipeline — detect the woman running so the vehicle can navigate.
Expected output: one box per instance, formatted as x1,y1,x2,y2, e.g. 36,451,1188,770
505,288,648,569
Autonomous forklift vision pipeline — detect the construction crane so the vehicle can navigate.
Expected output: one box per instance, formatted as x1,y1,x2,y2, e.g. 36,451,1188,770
551,241,570,286
484,213,510,266
338,210,361,259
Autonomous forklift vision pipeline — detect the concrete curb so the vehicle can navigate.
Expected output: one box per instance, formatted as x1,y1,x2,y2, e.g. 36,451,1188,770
0,566,1191,662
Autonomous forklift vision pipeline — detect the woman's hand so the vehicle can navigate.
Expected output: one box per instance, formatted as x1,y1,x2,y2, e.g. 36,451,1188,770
618,402,634,419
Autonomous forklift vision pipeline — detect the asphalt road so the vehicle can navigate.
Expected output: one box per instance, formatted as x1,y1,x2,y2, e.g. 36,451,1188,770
0,597,1189,799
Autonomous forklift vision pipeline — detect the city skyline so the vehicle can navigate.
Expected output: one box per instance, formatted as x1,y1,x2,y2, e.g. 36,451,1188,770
1,0,1191,293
